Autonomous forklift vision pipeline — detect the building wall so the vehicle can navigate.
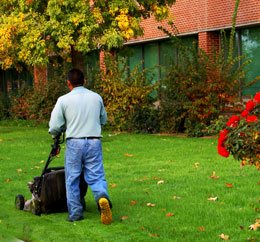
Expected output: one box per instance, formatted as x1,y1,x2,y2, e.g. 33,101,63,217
124,0,260,95
198,31,220,53
127,0,260,44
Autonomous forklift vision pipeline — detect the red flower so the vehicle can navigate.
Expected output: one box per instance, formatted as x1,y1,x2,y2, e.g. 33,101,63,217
218,129,229,142
245,100,255,112
217,145,230,158
246,115,258,123
254,92,260,103
218,129,229,158
241,110,248,118
226,115,240,127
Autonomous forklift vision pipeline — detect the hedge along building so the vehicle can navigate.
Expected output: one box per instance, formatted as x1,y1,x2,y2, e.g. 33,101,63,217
1,0,259,96
113,0,260,96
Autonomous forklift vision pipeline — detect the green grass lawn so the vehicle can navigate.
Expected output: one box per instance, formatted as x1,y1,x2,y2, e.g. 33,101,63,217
0,122,259,242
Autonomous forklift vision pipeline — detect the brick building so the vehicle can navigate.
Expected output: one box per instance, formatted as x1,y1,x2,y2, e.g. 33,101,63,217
121,0,260,95
1,0,260,96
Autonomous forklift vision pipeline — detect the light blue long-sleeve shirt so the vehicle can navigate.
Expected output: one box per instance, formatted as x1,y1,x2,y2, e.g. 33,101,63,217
49,86,107,139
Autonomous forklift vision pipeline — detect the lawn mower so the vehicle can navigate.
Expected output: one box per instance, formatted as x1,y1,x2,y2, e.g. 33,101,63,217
15,133,87,216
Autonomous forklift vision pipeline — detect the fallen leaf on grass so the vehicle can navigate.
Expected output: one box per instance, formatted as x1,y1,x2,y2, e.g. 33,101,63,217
5,178,11,183
193,162,200,168
137,176,148,182
166,212,174,217
240,160,247,168
153,176,160,180
120,216,129,221
225,183,233,188
157,180,164,185
198,226,205,232
219,233,229,240
208,197,218,201
249,220,260,231
147,203,156,207
173,195,181,200
124,153,134,157
16,169,22,173
130,200,137,206
110,183,117,188
210,171,220,180
34,166,40,169
39,160,45,164
149,233,159,237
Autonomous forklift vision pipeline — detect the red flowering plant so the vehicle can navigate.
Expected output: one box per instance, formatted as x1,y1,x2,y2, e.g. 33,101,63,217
217,92,260,170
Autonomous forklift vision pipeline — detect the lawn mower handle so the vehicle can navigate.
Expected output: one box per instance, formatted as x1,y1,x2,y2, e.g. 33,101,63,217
50,133,64,156
41,133,65,176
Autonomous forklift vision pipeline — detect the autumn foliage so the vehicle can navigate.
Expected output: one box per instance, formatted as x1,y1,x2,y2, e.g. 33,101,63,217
159,38,244,136
0,0,175,70
94,53,154,131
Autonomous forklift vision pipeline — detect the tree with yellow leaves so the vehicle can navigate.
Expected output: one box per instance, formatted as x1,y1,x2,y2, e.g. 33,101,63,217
0,0,175,70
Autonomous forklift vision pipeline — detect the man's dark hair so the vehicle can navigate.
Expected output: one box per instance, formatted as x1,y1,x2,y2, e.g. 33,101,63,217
67,68,84,86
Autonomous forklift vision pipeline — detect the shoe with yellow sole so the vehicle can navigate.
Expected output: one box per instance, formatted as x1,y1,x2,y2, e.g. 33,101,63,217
98,198,112,225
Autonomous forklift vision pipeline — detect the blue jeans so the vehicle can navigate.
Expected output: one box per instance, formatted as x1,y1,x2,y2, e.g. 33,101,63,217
65,138,109,220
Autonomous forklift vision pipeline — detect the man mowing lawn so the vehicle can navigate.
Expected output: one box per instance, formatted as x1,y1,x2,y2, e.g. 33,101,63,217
49,68,112,224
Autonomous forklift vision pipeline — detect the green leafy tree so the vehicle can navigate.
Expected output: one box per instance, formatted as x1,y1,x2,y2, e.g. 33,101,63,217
0,0,175,70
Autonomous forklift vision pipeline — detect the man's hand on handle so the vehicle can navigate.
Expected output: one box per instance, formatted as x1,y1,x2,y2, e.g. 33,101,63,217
51,134,61,156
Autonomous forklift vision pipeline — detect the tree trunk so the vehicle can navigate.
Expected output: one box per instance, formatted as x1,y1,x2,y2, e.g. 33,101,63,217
33,65,47,88
71,46,84,71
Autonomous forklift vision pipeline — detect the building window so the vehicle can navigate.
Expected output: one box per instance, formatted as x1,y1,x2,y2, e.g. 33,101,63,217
128,45,143,73
159,40,177,79
83,51,100,88
120,35,197,83
239,27,260,96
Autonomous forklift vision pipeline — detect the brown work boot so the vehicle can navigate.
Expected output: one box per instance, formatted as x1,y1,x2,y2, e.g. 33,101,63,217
98,198,112,225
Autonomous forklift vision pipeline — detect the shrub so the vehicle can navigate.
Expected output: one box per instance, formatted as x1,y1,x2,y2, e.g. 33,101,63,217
10,77,67,121
128,106,160,133
10,59,72,121
218,92,260,170
0,94,10,120
159,36,250,136
94,53,155,131
204,115,229,136
158,3,259,137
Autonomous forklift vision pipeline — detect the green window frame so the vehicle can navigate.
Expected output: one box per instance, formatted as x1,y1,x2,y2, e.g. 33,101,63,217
83,51,100,88
240,27,260,96
120,35,197,83
144,43,159,84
